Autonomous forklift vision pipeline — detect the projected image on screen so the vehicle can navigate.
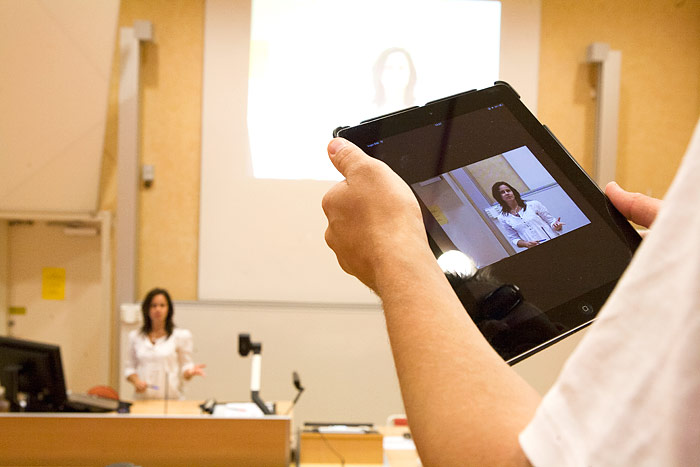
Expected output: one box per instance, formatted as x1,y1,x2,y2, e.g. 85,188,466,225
372,47,417,115
412,146,592,269
247,0,501,180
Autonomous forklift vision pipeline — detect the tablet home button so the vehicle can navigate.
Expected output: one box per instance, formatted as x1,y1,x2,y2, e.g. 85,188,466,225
579,303,595,315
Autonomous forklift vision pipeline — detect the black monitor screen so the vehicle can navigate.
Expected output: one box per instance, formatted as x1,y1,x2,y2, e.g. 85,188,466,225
0,336,68,412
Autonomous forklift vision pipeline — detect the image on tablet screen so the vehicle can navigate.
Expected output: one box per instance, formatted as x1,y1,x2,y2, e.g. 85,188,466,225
412,146,591,269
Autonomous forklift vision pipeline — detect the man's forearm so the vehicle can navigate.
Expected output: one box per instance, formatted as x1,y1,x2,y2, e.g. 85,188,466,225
321,138,540,465
376,252,540,466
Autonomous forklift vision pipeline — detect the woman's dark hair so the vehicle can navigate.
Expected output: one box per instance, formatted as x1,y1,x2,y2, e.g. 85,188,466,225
491,181,526,214
140,288,175,337
373,47,417,107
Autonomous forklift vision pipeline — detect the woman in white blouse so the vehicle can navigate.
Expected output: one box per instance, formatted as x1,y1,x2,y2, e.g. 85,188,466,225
491,181,564,249
125,288,206,399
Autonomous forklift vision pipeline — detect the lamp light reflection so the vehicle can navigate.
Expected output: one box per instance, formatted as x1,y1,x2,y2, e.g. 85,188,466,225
437,250,477,279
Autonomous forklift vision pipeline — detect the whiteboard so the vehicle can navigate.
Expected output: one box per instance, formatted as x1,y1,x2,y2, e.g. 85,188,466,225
117,299,584,433
198,0,541,302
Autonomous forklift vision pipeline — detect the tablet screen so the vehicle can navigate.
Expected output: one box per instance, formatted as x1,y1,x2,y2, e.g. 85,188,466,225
336,84,640,363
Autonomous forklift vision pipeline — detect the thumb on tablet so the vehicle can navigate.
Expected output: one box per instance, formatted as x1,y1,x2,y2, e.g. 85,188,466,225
328,138,371,178
605,181,661,229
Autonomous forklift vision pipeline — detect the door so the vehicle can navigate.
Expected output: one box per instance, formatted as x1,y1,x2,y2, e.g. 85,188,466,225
7,221,109,393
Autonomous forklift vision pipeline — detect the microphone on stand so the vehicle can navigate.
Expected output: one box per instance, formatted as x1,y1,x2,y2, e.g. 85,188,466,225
285,371,305,415
238,333,273,415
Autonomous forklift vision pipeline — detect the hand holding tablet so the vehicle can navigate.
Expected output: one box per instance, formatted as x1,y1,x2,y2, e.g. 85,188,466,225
323,138,430,292
329,82,641,363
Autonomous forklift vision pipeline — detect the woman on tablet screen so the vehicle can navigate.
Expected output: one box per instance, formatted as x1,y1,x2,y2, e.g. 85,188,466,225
492,181,564,249
125,288,206,400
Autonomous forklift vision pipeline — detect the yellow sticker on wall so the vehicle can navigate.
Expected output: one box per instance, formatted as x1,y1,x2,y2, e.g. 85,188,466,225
42,267,66,300
428,205,448,225
9,307,26,315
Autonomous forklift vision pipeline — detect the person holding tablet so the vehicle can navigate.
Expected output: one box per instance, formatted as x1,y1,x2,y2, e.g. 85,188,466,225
322,120,699,465
125,288,206,400
491,181,564,248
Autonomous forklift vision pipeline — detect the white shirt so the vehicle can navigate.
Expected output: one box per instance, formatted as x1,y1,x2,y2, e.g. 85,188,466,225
519,120,700,466
497,200,560,246
124,328,195,400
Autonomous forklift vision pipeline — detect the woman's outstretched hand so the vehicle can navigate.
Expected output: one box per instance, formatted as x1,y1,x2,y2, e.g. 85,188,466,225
184,363,206,380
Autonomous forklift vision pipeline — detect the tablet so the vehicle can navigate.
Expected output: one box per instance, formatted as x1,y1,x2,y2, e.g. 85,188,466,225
334,82,641,364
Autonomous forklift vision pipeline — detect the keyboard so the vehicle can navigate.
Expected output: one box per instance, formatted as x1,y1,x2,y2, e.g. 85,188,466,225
65,392,119,412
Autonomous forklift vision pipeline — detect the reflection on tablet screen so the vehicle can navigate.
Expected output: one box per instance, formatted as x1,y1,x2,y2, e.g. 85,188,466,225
412,145,591,269
336,83,640,363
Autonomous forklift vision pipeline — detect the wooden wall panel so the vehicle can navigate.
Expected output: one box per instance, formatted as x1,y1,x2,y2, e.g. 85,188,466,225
99,0,699,300
538,0,700,198
101,0,204,300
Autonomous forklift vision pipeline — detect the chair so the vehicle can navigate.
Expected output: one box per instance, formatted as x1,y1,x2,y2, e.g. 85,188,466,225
386,413,408,426
87,385,120,401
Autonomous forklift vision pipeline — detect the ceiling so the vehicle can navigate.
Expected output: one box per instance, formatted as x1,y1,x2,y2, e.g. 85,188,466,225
0,0,119,213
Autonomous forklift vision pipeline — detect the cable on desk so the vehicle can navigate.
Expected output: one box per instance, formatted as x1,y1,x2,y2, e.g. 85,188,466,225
316,430,345,466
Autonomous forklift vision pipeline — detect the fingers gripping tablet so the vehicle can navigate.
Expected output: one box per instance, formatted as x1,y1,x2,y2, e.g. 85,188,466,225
335,82,641,364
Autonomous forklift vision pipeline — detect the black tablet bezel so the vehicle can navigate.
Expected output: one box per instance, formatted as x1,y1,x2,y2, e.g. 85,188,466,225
335,82,641,364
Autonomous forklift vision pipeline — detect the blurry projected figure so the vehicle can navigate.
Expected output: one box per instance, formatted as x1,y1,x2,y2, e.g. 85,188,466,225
373,47,417,115
247,0,501,180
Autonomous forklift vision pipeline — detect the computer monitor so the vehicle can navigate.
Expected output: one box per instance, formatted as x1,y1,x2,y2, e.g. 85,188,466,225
0,336,68,412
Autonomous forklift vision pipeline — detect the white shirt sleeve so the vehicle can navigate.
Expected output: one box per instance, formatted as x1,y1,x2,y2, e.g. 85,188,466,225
124,328,195,400
519,119,700,466
498,214,522,246
124,329,140,378
498,201,559,246
530,200,557,228
174,328,195,377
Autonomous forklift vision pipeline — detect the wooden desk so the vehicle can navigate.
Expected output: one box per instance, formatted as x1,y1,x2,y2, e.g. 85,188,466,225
0,400,291,467
128,398,206,414
128,399,292,415
299,425,420,467
300,431,384,464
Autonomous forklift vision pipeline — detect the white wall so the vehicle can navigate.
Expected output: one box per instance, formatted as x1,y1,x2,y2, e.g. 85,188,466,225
523,187,591,233
0,0,118,392
119,300,403,433
184,0,582,432
6,221,109,393
198,0,543,303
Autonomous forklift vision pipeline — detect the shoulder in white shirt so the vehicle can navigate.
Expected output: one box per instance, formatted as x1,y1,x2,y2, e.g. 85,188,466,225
519,120,700,466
